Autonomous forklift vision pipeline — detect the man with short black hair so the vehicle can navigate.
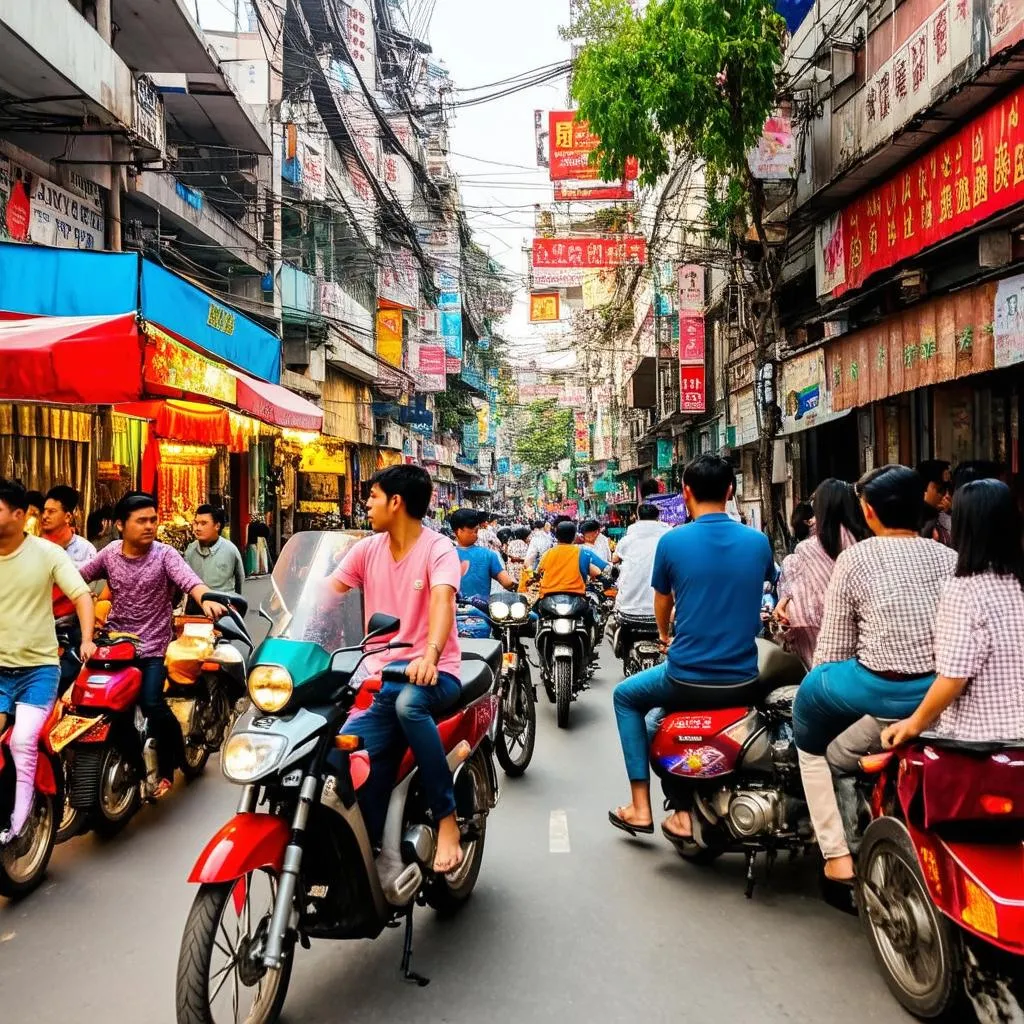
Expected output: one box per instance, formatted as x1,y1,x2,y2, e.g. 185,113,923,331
450,509,515,602
581,519,612,563
185,503,245,594
917,459,952,544
537,520,607,598
609,454,775,841
41,486,96,568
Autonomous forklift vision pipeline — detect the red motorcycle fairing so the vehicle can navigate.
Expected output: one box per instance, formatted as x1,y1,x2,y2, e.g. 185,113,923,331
395,694,498,782
70,665,143,712
0,731,58,797
188,812,290,884
650,707,751,779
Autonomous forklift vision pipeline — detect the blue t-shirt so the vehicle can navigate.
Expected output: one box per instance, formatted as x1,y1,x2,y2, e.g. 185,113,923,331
651,513,774,683
578,546,608,577
457,544,505,601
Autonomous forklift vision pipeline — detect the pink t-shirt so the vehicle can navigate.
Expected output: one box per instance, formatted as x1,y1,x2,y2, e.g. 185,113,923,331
331,529,462,678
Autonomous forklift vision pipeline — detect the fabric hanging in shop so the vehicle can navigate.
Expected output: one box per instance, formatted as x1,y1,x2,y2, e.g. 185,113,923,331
0,313,143,404
358,447,376,480
111,414,148,487
116,400,232,447
233,370,323,431
376,449,403,469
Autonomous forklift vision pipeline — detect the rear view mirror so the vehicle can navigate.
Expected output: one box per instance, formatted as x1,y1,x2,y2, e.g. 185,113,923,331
217,612,253,649
364,613,400,643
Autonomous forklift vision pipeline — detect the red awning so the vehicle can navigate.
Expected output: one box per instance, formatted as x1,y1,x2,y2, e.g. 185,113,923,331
0,313,144,404
233,370,323,431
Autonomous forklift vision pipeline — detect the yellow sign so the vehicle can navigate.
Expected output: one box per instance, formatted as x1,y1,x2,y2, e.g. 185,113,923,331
207,303,236,335
376,308,403,367
477,404,489,445
299,443,348,475
143,325,237,405
582,270,616,310
529,292,560,323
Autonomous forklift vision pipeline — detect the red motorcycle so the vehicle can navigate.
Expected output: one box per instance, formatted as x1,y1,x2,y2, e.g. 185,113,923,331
176,531,500,1024
0,716,62,898
855,737,1024,1021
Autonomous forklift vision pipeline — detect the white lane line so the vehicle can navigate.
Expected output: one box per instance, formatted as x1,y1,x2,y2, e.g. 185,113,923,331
549,809,571,853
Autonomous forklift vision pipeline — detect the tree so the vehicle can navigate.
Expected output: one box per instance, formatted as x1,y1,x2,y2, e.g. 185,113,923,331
514,400,572,474
570,0,789,549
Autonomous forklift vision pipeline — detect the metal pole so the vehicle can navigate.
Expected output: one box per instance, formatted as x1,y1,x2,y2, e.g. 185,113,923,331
95,0,112,43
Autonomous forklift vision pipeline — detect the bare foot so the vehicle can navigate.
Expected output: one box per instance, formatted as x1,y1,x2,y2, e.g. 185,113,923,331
662,810,692,839
614,803,653,828
824,854,855,882
433,814,464,874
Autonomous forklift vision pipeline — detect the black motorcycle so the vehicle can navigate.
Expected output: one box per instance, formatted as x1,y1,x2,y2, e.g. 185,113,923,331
535,593,593,729
611,611,663,676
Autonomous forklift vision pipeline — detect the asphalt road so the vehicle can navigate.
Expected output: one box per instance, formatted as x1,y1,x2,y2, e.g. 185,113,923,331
0,579,910,1023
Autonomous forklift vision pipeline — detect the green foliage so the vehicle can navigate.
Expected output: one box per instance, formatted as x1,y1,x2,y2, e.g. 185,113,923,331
514,400,572,473
434,384,477,435
570,0,785,187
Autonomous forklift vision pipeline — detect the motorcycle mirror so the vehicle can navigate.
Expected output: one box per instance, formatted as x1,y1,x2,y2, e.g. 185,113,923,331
217,612,253,649
363,613,400,643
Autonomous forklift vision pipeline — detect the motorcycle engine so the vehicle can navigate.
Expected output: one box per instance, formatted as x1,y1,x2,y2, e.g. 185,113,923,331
727,789,784,838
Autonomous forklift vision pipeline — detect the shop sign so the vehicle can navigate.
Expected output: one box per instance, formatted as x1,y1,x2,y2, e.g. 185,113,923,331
132,74,166,157
532,266,586,288
574,410,591,461
678,265,704,311
144,329,237,405
5,176,29,240
827,81,1024,298
533,236,646,269
656,438,673,470
679,316,705,363
748,114,797,180
993,270,1024,367
300,137,326,202
442,311,462,358
553,180,635,201
680,364,707,414
992,0,1024,56
529,292,560,322
826,279,996,411
548,111,639,182
376,308,403,367
779,347,835,433
729,387,759,445
207,302,236,336
417,344,446,391
378,244,418,310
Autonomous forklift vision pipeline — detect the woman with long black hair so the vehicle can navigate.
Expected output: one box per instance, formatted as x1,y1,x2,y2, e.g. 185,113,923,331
883,479,1024,746
775,479,869,666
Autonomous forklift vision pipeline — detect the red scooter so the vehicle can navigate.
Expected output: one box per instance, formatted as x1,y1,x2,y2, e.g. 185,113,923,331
856,738,1024,1021
0,717,62,898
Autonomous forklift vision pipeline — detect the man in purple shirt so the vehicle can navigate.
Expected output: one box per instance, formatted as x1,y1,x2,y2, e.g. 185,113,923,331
79,492,227,797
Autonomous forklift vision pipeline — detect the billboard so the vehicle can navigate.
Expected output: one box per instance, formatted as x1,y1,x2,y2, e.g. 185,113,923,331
548,111,639,182
529,292,561,322
532,236,646,269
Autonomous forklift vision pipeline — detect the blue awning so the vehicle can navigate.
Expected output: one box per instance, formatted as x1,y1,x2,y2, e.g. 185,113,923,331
0,242,281,383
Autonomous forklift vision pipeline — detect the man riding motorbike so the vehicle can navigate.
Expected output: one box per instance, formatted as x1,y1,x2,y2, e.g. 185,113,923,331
608,454,775,842
451,509,516,604
537,520,608,647
78,492,229,798
324,465,466,875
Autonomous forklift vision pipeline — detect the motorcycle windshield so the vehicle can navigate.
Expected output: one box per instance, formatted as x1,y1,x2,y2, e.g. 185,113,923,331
264,531,368,655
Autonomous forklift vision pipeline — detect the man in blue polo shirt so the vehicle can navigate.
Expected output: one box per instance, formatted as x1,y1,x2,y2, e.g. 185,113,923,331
451,509,516,602
607,454,775,843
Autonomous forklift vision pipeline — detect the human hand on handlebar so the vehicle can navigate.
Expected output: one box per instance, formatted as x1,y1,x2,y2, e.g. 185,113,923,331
79,639,97,663
201,599,229,620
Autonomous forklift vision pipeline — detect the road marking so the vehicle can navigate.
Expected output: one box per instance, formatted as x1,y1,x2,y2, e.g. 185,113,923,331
549,809,570,853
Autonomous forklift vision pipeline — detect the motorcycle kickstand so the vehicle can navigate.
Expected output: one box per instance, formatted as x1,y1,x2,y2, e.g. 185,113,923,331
400,908,430,987
744,850,757,899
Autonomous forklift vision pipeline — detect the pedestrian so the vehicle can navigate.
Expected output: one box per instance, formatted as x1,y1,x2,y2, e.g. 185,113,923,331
917,459,952,544
793,465,956,907
789,500,814,549
78,492,229,798
86,505,118,550
505,525,530,584
24,489,44,537
451,508,515,602
184,504,245,595
774,480,868,667
0,478,96,845
41,485,96,567
882,479,1024,747
524,518,554,570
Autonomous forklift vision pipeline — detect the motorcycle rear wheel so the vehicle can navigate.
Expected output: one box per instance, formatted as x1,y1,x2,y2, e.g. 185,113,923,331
181,739,211,781
553,658,572,729
858,818,966,1020
176,873,293,1024
85,745,140,837
495,661,536,777
0,787,57,898
56,797,85,844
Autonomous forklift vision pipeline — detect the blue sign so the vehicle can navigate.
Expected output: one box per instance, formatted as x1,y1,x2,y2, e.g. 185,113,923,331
477,336,490,351
438,291,460,310
496,457,510,475
794,384,820,420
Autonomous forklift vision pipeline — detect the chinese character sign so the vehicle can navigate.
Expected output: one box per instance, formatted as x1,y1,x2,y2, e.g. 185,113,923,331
678,264,704,311
835,84,1024,297
532,236,646,269
574,411,591,461
680,365,706,413
548,111,639,181
529,292,561,322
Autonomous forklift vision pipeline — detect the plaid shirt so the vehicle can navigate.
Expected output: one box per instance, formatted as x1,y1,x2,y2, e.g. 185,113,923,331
934,574,1024,741
814,536,956,672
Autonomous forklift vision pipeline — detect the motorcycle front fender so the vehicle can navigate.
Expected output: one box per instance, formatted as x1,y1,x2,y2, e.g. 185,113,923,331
188,812,290,884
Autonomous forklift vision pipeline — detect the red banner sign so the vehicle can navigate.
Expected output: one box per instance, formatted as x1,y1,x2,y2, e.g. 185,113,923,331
680,364,706,414
553,181,636,202
833,82,1024,297
679,316,705,363
532,236,646,269
548,111,639,182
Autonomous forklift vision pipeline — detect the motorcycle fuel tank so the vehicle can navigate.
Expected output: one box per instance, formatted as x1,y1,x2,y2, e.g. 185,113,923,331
651,707,757,779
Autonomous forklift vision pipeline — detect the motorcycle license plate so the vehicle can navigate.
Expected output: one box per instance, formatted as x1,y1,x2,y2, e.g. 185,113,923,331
50,714,104,752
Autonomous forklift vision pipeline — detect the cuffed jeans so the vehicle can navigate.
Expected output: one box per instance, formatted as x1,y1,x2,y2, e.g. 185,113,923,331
139,657,185,782
794,659,932,859
346,673,461,844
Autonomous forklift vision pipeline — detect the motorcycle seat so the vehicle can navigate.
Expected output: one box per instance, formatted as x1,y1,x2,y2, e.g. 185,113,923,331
460,638,503,678
449,658,493,713
920,734,1024,754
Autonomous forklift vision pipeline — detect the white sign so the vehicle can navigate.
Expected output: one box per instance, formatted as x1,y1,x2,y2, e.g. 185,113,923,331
342,0,376,92
378,244,419,310
300,136,326,202
994,271,1024,369
321,279,374,341
532,266,586,288
132,74,165,157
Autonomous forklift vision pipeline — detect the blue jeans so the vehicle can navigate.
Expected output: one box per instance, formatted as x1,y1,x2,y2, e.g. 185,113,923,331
139,657,184,781
346,673,461,844
0,664,61,714
793,659,934,756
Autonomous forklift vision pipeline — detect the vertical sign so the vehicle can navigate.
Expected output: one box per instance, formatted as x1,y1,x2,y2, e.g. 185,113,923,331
678,264,706,413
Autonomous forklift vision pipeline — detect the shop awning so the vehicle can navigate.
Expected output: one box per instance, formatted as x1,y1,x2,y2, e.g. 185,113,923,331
233,370,323,431
0,312,144,404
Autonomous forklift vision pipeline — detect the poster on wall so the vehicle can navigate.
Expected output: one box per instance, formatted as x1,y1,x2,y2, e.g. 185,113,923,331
376,308,403,366
994,271,1024,368
680,364,707,414
548,110,639,181
529,292,561,322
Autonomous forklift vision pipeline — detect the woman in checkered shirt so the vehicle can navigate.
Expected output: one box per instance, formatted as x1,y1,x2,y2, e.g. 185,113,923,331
792,465,957,909
882,479,1024,748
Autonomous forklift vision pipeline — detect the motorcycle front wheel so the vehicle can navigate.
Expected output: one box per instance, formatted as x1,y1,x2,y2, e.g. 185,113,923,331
495,661,536,777
85,744,140,837
0,786,58,898
858,817,966,1020
553,658,572,729
177,872,293,1024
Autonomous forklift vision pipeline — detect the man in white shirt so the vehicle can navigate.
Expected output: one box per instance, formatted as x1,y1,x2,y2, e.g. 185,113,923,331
612,504,671,617
581,519,613,563
41,486,97,567
524,518,554,570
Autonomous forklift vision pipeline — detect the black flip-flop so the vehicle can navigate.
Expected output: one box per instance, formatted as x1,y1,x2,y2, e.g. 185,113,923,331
821,875,858,916
661,822,694,846
608,809,654,836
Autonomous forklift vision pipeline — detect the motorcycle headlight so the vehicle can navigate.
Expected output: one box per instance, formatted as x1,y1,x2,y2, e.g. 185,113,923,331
222,732,287,782
248,665,293,713
553,618,573,635
510,602,528,620
490,601,510,621
554,602,573,616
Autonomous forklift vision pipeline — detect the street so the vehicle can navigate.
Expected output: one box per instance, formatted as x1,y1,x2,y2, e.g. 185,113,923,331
0,581,908,1024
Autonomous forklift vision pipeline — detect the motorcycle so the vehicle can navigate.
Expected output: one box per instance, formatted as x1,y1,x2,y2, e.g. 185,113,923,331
854,736,1024,1022
176,531,499,1024
48,593,250,839
649,638,810,895
611,610,663,676
535,592,594,729
586,574,616,648
0,717,62,898
459,593,538,777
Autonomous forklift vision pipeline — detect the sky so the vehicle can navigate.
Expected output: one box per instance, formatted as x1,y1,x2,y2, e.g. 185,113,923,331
428,0,573,360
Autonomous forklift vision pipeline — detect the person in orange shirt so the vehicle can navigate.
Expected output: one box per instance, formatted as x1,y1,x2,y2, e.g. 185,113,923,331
538,521,608,597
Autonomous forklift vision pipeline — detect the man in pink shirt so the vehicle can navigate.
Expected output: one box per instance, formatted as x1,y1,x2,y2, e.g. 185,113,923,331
327,465,465,873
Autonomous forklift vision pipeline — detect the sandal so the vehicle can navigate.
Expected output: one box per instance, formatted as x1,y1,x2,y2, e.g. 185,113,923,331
608,807,654,836
661,821,694,845
821,874,858,916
